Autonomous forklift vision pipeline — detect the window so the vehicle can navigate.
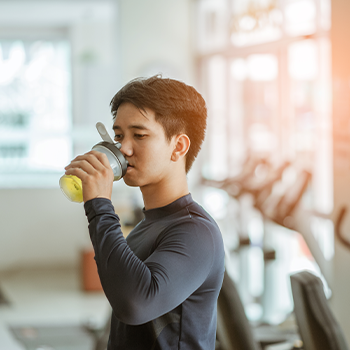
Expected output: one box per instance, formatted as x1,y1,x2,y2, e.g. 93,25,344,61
0,39,71,187
196,0,332,213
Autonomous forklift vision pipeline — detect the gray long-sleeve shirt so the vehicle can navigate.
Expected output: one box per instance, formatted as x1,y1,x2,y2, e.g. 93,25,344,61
84,193,225,349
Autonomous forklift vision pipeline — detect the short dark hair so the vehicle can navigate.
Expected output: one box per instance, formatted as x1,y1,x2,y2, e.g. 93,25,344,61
110,75,207,173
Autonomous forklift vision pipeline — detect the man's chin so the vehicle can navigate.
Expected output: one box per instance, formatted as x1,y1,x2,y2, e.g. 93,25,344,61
123,177,139,187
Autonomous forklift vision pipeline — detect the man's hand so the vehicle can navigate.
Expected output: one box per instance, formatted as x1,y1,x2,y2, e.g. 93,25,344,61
64,150,114,203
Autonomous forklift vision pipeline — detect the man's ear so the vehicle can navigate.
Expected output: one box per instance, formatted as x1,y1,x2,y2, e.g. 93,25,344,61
171,134,190,162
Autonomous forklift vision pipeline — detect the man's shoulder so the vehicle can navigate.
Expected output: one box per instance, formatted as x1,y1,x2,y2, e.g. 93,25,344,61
187,200,219,228
160,200,222,242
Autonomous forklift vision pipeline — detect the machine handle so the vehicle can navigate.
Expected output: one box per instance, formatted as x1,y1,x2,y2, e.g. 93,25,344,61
335,206,350,250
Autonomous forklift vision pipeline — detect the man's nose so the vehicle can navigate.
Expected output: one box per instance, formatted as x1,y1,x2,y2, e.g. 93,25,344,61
119,139,133,157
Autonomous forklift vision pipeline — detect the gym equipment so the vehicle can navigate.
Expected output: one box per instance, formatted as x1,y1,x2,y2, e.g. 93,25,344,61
217,270,261,350
0,286,9,305
217,269,298,350
335,206,350,250
260,169,311,229
290,271,349,350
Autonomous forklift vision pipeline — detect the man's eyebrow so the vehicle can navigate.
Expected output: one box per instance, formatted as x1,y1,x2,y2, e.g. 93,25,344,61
113,125,150,131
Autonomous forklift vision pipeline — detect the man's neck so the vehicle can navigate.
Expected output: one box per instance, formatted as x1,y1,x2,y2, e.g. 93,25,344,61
140,172,189,211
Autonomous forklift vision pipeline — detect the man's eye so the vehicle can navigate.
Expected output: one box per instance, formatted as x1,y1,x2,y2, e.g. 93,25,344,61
135,134,146,139
114,134,123,140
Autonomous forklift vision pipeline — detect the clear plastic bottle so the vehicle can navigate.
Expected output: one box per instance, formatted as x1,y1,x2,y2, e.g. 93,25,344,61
59,175,84,203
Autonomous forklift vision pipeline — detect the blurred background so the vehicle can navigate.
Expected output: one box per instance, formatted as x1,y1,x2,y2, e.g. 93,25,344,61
0,0,350,349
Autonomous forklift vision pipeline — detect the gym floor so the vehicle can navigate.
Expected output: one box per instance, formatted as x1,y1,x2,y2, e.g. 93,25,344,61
0,268,110,350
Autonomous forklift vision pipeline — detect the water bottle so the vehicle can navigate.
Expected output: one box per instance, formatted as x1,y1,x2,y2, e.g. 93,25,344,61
59,122,128,203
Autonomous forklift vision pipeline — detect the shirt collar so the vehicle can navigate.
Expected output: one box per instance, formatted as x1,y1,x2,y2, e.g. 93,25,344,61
142,193,193,221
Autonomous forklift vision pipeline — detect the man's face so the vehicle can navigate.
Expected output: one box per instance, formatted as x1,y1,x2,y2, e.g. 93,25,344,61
113,102,175,189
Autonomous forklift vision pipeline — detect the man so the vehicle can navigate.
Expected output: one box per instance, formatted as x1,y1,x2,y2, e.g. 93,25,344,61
64,76,225,349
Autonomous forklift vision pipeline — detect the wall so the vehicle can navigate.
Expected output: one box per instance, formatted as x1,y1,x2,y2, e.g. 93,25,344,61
118,0,195,85
0,188,89,270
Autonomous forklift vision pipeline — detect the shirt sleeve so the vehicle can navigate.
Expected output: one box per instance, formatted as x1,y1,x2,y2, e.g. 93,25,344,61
84,198,217,325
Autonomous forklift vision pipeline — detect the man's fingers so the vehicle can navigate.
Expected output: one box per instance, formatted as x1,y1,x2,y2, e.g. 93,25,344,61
64,150,114,202
65,151,110,173
65,159,96,175
64,151,114,188
65,166,88,180
89,150,111,168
